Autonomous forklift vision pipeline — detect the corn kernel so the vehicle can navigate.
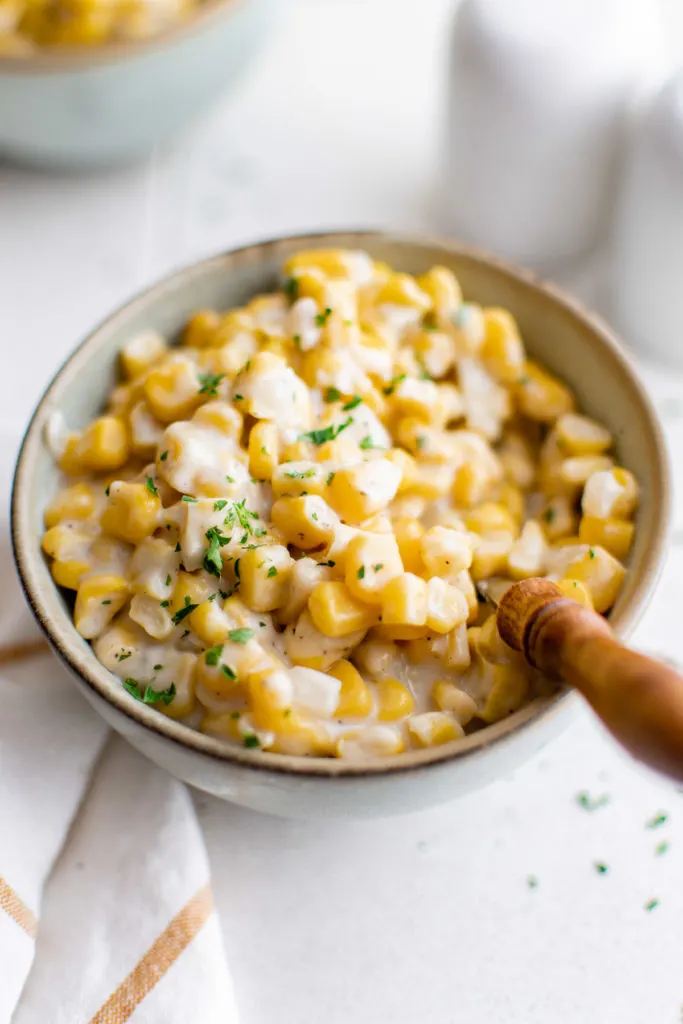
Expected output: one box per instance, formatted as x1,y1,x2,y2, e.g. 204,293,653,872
309,581,379,637
285,609,367,670
44,483,96,529
71,416,130,472
561,544,626,613
239,544,293,612
556,412,612,455
183,310,220,348
392,517,424,574
271,495,338,549
327,459,401,523
336,725,405,759
52,559,90,590
272,461,327,498
431,681,477,724
380,573,428,626
578,516,634,560
408,711,464,747
582,467,638,521
426,577,470,633
418,265,462,322
101,481,161,544
516,361,575,422
465,503,518,537
74,574,129,640
560,454,614,490
248,421,281,481
481,308,525,383
540,495,578,541
470,530,515,581
120,330,167,380
329,660,373,718
420,526,473,576
479,663,530,723
376,678,415,721
507,521,546,579
556,578,594,609
345,532,404,603
144,358,203,424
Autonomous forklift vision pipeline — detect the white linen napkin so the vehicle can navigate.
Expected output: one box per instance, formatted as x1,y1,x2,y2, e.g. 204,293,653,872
0,437,238,1024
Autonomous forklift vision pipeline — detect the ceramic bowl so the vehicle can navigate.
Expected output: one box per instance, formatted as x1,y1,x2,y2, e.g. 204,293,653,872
11,231,671,819
0,0,276,168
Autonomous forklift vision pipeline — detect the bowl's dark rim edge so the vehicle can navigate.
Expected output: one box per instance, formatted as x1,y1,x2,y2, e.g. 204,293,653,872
11,227,672,781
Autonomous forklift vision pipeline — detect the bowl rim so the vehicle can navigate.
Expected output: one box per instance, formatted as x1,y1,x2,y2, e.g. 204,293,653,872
0,0,244,75
11,228,672,780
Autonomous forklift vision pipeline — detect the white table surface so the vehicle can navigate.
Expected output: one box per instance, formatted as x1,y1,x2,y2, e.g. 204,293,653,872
3,1,683,1021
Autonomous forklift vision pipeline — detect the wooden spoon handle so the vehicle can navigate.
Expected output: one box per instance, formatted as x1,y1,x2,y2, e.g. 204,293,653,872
497,578,683,782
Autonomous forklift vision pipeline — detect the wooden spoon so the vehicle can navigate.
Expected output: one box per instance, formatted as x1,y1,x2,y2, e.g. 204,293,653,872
496,578,683,782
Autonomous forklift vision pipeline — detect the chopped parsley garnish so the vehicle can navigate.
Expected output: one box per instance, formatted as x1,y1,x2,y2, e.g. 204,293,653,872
175,542,181,552
259,621,266,627
293,334,302,350
230,710,240,719
343,395,362,411
160,450,168,461
417,358,433,381
285,469,315,480
527,876,538,889
105,485,110,497
315,307,332,326
233,393,244,402
224,498,259,536
146,476,158,497
182,495,198,503
116,650,132,661
243,734,261,749
594,862,609,875
124,679,176,706
359,435,381,450
589,548,596,559
160,600,170,608
299,416,353,446
102,600,111,605
153,664,163,671
543,508,556,524
285,277,298,300
576,791,610,812
383,373,406,396
205,644,224,666
327,472,336,485
203,525,230,577
646,812,668,829
373,563,384,571
325,387,341,403
171,597,197,625
227,627,254,644
645,898,660,912
234,558,240,579
656,841,670,856
311,512,319,521
416,436,427,450
222,665,237,681
165,574,172,586
319,560,336,567
214,499,228,511
267,566,278,578
197,372,226,397
226,475,235,484
357,566,365,580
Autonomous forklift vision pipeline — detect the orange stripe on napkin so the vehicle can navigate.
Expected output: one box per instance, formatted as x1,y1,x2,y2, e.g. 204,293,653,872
0,639,49,667
89,884,213,1024
0,877,38,938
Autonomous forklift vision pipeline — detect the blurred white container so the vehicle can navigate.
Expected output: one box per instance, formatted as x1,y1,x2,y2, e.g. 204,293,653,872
609,72,683,366
441,0,663,267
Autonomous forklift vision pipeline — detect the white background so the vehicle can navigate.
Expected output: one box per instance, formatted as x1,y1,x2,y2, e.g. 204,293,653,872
3,1,683,1021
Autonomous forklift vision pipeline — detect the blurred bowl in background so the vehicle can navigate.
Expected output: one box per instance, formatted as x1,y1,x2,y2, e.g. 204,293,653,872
0,0,277,169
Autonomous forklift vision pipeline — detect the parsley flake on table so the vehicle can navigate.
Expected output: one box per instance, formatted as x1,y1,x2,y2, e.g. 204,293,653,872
646,812,668,829
145,475,158,497
526,876,538,889
655,841,670,856
124,679,176,706
227,628,254,644
298,416,353,446
594,862,609,875
645,898,660,912
576,791,610,812
197,372,225,397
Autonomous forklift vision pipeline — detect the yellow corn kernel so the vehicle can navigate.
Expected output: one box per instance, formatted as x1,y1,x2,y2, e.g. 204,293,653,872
404,462,455,501
560,454,614,491
120,330,167,380
329,660,373,718
248,421,281,481
380,573,428,626
582,467,639,521
352,640,398,678
285,609,367,671
345,532,404,603
51,559,90,590
272,461,327,498
426,577,470,633
158,654,198,720
336,725,406,759
389,376,441,422
431,680,477,724
100,481,161,544
74,575,129,640
284,249,361,280
376,678,415,721
420,526,472,576
239,544,293,613
410,330,456,381
41,523,90,561
170,571,216,621
44,483,95,529
540,495,578,541
189,600,231,647
376,272,431,310
128,594,173,641
281,438,315,463
418,265,462,321
470,531,515,581
392,517,424,574
270,717,336,757
373,623,430,641
385,447,419,493
308,581,379,637
556,412,612,455
516,361,575,422
474,613,517,665
494,481,525,524
479,663,530,724
465,503,518,537
498,431,537,490
507,521,546,579
556,578,594,609
408,711,464,747
481,309,525,383
450,569,479,624
271,495,338,549
561,544,626,613
578,516,634,560
193,400,243,439
143,359,202,423
182,310,220,348
452,461,493,508
439,621,472,669
327,459,401,523
200,710,243,742
67,416,130,472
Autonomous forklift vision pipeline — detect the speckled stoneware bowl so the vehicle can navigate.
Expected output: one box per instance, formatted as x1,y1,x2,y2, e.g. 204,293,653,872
0,0,276,167
12,232,671,819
